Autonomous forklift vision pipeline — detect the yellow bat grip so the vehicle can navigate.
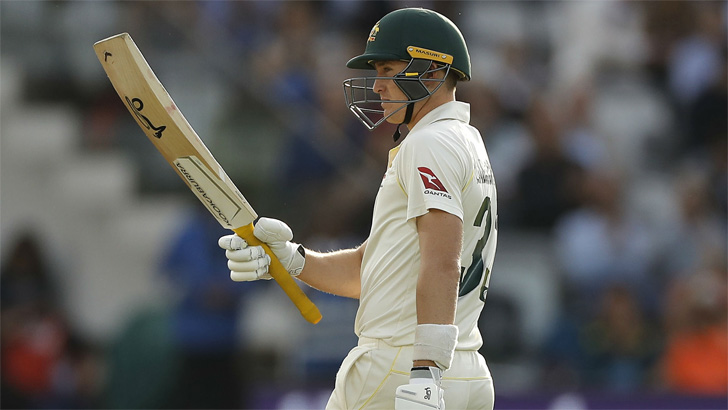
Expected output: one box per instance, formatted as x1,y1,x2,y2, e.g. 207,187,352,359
233,223,322,324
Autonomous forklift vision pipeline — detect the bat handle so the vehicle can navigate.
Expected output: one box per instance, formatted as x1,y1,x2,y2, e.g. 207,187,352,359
233,223,322,324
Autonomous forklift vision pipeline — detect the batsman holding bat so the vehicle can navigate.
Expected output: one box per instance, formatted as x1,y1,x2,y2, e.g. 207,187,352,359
219,8,497,409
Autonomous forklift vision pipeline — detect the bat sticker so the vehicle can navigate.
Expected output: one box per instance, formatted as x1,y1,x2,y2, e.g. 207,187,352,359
125,96,166,138
173,156,248,228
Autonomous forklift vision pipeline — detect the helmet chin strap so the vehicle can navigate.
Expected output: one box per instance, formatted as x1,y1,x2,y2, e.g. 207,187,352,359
392,103,415,142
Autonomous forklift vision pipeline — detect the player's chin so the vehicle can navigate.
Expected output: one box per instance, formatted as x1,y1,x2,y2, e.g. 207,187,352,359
382,103,406,124
384,114,403,125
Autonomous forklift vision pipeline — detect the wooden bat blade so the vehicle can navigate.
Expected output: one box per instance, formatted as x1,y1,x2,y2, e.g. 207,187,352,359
93,33,255,229
94,33,322,324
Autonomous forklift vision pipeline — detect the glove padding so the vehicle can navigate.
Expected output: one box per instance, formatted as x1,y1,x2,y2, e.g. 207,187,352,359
218,218,305,282
395,367,445,409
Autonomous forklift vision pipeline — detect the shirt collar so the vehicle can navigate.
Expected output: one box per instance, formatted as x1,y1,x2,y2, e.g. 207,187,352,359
409,101,470,133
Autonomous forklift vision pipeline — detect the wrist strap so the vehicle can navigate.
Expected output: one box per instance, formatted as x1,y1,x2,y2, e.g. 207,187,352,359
413,324,458,371
409,366,442,387
410,366,442,380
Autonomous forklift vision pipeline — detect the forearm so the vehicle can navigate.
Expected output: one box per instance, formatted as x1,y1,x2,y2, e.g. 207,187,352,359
414,210,463,369
416,264,458,325
415,210,461,325
414,262,459,367
297,243,364,299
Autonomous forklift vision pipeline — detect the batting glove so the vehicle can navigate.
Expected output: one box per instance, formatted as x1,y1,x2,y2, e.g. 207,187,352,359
395,367,445,409
218,218,305,282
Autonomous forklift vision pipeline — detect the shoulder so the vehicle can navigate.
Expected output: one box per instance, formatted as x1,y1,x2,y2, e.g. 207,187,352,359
402,120,467,154
399,122,472,170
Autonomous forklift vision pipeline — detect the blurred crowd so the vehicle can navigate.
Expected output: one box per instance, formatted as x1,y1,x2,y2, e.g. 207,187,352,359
1,1,726,409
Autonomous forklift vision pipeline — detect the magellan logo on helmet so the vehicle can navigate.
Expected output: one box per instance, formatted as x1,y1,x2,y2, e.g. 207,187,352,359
407,46,453,64
368,23,380,42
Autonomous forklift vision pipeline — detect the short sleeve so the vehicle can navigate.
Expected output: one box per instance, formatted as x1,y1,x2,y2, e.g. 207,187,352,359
396,130,468,221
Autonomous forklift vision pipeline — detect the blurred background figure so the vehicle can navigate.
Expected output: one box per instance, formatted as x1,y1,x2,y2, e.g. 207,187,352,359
580,284,661,393
159,205,251,409
510,99,584,231
1,232,103,409
660,270,728,396
1,1,726,409
554,170,657,317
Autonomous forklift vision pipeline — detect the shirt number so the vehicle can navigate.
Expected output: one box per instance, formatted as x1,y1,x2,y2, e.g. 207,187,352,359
459,196,494,301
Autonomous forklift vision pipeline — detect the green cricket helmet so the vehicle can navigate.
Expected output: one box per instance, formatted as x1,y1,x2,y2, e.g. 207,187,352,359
343,8,471,131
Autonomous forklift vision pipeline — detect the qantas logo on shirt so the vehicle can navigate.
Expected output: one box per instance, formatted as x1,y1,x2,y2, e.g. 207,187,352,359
418,167,447,191
418,167,452,199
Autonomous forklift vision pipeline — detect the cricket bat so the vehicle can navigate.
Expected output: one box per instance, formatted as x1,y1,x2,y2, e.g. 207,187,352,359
94,33,322,324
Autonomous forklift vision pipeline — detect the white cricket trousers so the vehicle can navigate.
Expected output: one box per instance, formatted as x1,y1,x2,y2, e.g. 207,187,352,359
325,337,495,410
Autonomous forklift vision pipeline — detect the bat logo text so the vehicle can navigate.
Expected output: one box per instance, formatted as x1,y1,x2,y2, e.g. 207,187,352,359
125,96,166,139
175,162,232,227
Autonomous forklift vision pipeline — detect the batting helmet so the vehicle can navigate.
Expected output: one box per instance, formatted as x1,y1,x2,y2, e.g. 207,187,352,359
343,8,471,132
346,8,471,81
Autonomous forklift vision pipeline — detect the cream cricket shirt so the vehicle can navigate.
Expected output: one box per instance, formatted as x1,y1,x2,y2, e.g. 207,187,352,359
356,101,498,352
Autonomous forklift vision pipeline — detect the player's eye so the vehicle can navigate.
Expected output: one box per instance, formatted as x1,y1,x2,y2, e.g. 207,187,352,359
376,65,394,76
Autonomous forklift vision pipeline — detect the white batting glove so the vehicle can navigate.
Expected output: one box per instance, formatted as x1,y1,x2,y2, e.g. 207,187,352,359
395,367,445,409
218,218,305,282
252,218,305,276
218,234,272,281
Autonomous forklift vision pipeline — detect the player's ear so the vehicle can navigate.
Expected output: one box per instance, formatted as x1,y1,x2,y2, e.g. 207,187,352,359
427,62,439,78
424,63,446,92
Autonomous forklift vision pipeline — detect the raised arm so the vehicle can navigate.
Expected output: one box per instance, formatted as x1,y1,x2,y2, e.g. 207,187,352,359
298,241,366,299
219,218,364,299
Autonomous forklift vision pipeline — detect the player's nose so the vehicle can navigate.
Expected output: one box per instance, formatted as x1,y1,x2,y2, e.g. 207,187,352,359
372,78,385,95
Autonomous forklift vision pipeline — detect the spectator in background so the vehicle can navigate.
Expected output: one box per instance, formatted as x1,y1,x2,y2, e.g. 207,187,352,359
554,171,657,316
1,232,59,314
160,205,251,409
495,40,537,122
557,81,610,172
1,232,102,409
667,1,725,110
545,169,661,394
660,166,727,281
641,1,696,89
255,1,326,197
660,270,728,395
1,232,65,408
511,98,583,231
684,58,727,221
580,285,661,392
252,1,371,238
